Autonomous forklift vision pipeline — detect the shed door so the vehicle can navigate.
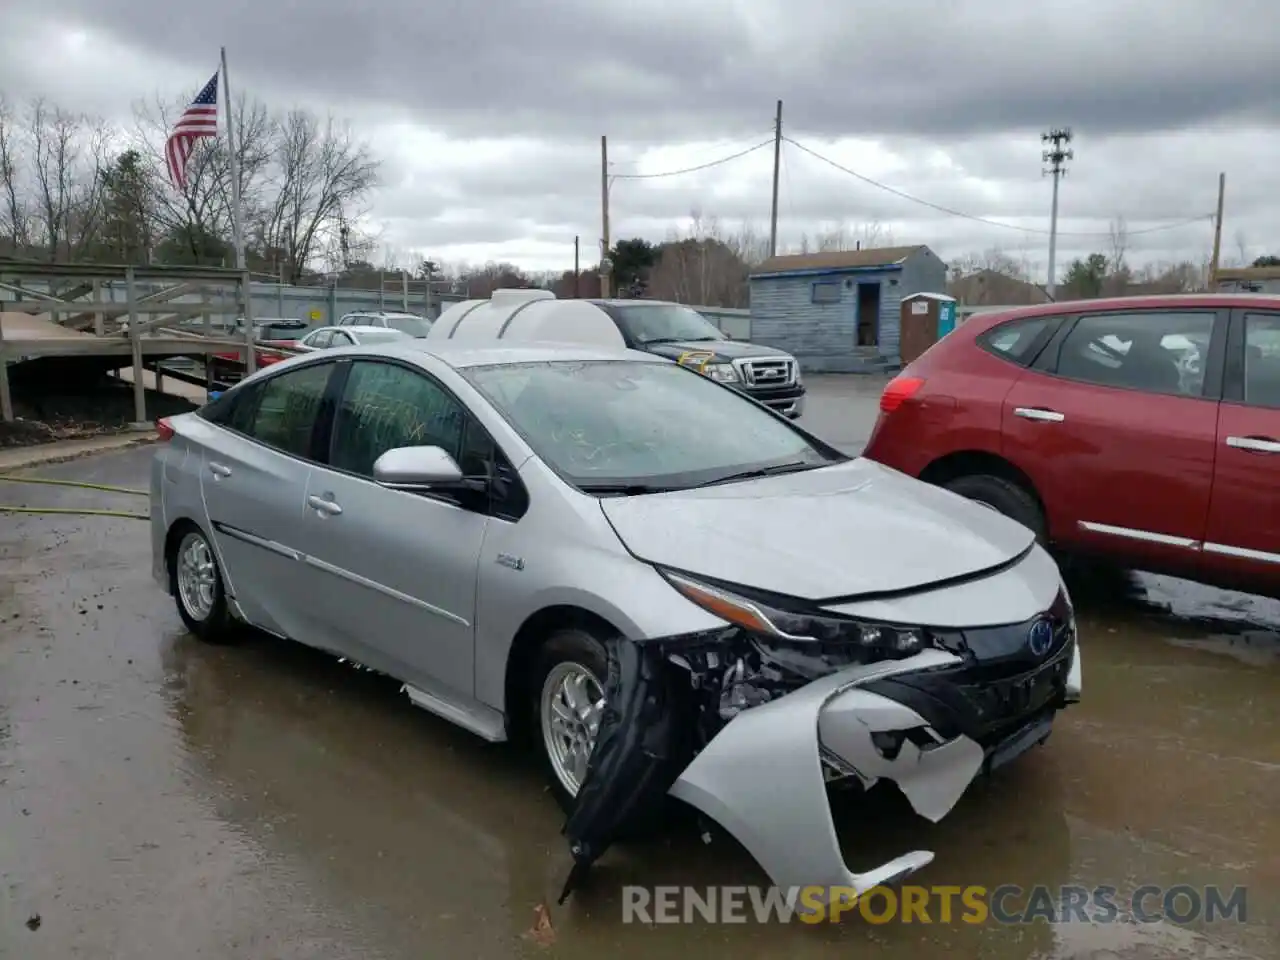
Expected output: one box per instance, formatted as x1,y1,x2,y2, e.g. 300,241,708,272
899,300,936,364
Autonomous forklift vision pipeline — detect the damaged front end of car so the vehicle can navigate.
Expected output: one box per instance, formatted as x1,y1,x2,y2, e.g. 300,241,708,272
558,567,1082,907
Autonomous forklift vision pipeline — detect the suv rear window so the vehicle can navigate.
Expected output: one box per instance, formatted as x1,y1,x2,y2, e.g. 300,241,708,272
978,315,1057,365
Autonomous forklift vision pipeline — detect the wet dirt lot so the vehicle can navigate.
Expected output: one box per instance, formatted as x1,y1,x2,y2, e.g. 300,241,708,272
1,378,1277,959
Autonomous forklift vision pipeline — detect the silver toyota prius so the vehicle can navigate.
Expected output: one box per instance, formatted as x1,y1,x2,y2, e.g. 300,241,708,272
150,339,1083,905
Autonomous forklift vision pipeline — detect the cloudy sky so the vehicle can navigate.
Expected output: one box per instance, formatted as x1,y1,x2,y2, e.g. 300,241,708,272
3,0,1278,278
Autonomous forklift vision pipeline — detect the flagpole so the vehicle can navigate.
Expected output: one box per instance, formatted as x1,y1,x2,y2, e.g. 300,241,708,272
220,46,247,271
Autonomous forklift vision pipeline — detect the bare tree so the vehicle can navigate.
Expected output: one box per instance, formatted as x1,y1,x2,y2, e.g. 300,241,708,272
1100,216,1133,295
795,219,894,254
643,209,758,307
1107,216,1128,275
131,92,273,265
1233,230,1249,269
0,94,32,253
22,98,111,261
258,110,380,282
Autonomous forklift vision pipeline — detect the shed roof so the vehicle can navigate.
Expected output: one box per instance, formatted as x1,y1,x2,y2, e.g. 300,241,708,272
751,245,927,277
1217,266,1280,281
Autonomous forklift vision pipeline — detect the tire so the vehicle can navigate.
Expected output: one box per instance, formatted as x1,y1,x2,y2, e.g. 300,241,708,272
943,474,1047,543
169,524,238,644
530,627,610,814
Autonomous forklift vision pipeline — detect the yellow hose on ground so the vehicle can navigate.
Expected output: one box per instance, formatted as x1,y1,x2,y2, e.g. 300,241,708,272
0,505,149,520
0,475,148,496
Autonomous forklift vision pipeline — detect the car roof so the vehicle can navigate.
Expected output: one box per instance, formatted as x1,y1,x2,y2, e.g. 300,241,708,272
325,324,390,334
382,339,666,370
585,298,683,309
975,293,1280,320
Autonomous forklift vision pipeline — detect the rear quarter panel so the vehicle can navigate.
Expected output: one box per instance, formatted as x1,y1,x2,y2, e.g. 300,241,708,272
864,336,1020,476
150,419,212,590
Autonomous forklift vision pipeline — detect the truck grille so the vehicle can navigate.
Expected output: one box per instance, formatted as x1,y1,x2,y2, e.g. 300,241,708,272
736,358,796,387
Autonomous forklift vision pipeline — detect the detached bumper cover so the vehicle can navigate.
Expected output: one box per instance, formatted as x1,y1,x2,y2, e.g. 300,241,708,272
669,649,983,900
561,631,1080,906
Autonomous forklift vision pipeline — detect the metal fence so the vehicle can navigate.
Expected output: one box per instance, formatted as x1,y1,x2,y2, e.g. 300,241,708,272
0,277,466,328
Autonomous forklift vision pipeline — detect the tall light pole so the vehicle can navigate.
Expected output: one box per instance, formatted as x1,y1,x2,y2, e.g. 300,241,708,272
1042,128,1073,299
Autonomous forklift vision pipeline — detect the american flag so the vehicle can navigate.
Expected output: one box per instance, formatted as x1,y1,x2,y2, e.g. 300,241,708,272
165,71,220,189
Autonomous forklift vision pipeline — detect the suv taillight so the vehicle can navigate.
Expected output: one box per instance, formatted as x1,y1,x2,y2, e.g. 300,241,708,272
880,376,925,413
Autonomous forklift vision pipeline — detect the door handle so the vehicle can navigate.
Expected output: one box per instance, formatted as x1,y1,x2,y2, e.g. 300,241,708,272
1014,407,1065,423
208,462,232,478
307,494,343,516
1226,435,1280,454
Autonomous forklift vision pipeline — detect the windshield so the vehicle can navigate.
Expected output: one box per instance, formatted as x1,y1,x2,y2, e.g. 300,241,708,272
385,315,432,337
463,360,841,491
609,304,726,345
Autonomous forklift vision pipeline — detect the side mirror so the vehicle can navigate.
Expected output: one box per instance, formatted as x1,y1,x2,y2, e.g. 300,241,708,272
372,445,465,490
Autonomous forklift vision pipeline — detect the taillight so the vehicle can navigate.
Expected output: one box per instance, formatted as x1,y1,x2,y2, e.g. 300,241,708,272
880,375,925,413
156,417,175,442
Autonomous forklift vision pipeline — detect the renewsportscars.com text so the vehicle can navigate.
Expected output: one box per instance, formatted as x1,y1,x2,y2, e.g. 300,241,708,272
622,884,1249,925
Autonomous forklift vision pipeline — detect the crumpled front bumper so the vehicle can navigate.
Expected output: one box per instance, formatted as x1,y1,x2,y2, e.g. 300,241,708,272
560,628,1082,906
668,641,1081,903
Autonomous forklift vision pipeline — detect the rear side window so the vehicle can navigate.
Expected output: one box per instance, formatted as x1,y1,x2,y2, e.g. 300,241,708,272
306,329,334,348
977,316,1056,365
244,363,334,458
1054,311,1216,398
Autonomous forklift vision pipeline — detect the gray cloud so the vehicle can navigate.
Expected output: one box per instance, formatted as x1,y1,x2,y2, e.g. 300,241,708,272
11,0,1280,141
2,0,1278,276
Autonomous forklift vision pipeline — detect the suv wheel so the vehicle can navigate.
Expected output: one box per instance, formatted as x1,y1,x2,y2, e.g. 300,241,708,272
170,525,237,643
531,628,609,813
943,474,1047,543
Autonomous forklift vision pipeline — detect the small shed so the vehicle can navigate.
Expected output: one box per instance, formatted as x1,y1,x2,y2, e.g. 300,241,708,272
748,245,948,372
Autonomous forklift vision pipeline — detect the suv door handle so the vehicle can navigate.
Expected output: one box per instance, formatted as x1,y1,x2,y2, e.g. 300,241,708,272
1014,407,1065,423
1226,435,1280,454
208,462,232,478
307,494,343,516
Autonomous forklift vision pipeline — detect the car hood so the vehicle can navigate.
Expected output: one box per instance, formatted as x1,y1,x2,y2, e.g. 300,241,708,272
642,339,791,363
598,459,1035,601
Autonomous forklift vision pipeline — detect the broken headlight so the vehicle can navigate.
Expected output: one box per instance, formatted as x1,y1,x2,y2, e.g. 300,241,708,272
660,569,929,660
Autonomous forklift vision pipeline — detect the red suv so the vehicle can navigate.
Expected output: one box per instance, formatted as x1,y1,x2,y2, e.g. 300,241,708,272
863,295,1280,599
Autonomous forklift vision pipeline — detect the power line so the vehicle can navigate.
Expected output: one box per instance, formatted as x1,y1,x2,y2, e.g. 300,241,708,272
783,135,1212,239
611,139,773,179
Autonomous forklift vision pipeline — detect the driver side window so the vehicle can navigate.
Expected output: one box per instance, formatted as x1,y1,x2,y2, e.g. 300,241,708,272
329,361,466,477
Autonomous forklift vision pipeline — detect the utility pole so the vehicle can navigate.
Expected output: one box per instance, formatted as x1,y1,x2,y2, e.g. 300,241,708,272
1209,172,1226,290
573,235,580,297
600,135,611,298
769,99,783,257
1041,128,1073,299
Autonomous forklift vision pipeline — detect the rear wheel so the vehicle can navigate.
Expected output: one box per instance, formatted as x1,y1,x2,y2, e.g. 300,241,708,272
531,628,609,814
942,474,1047,543
170,525,237,643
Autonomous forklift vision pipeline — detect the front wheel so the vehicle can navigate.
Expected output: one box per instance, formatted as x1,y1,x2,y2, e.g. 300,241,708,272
531,628,609,814
942,474,1047,544
170,525,238,643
